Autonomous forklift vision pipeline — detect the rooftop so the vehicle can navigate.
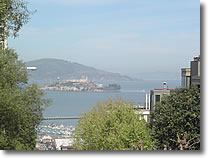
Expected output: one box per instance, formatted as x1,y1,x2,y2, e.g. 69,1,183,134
153,88,175,91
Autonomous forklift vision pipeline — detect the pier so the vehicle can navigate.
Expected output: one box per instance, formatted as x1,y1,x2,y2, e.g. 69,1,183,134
43,116,81,120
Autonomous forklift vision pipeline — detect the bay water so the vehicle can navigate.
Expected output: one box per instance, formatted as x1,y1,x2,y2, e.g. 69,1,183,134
42,80,180,126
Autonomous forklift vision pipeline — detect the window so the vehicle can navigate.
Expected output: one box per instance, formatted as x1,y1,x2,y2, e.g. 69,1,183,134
155,95,160,102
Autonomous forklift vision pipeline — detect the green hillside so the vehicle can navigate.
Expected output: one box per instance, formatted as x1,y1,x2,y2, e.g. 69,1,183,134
26,58,137,83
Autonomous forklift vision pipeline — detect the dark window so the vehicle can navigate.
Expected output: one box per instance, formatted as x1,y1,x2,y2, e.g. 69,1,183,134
156,95,160,102
191,61,198,77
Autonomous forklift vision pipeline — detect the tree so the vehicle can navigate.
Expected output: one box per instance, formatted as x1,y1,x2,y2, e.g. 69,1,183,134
0,0,34,48
0,48,50,150
150,87,200,150
73,98,152,150
0,0,49,149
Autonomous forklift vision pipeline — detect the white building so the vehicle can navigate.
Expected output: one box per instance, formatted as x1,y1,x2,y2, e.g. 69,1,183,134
53,138,73,150
134,93,151,122
150,82,175,111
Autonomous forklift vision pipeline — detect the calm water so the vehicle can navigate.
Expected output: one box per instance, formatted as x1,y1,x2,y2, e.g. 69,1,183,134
42,80,180,126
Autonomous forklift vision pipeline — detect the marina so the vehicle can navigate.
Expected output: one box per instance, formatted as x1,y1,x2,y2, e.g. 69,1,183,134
36,123,75,150
37,123,75,137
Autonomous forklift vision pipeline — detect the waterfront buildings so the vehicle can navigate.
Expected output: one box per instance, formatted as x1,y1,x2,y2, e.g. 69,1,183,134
54,138,73,150
36,135,73,150
181,55,200,88
36,124,74,150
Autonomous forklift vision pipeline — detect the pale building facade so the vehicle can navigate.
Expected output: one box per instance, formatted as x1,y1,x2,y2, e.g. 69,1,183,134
150,82,175,111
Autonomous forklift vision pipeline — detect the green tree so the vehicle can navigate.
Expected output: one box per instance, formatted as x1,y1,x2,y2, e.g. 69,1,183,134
0,0,33,37
0,0,49,150
0,0,34,48
0,48,49,150
150,87,200,150
73,98,152,150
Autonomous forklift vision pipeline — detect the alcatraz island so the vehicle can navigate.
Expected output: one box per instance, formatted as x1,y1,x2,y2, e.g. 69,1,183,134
40,76,120,92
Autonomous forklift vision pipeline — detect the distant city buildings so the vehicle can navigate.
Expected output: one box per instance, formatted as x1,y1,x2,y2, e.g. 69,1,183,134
181,55,200,88
36,124,74,150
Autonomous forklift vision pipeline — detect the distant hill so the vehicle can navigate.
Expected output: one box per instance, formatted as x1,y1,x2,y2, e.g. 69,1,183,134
26,58,139,84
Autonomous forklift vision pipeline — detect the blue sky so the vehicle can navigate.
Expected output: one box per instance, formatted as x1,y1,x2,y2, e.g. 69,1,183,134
8,0,200,79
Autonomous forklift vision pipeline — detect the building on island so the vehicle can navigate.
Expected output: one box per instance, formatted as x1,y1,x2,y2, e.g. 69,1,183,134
150,82,175,111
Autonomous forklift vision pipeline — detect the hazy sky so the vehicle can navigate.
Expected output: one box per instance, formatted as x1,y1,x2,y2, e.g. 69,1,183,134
8,0,200,79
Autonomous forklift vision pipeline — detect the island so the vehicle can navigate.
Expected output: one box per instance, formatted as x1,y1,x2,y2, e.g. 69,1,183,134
40,77,120,92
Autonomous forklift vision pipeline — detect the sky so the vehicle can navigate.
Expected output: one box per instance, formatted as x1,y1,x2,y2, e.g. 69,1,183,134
8,0,200,80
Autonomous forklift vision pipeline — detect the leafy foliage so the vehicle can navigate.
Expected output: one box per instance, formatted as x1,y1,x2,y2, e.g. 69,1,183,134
0,48,50,150
73,98,152,150
0,48,27,88
0,0,49,150
0,0,34,39
150,87,200,150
